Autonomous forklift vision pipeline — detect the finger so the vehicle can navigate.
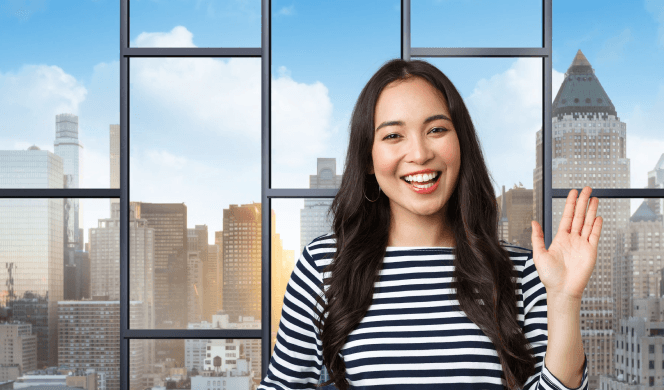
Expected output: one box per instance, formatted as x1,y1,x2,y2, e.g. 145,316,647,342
588,216,603,248
558,189,577,236
581,196,599,240
531,220,547,259
571,186,592,235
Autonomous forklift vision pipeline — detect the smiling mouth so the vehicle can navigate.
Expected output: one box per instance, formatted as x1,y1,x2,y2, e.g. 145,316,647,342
401,171,442,186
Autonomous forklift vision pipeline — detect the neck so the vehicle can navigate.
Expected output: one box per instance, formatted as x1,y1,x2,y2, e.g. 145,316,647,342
387,205,455,247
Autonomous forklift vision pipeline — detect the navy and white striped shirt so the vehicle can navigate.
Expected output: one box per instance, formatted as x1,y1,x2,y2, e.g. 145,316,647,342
259,233,588,390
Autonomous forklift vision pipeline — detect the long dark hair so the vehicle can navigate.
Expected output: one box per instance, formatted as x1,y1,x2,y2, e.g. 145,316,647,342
313,59,538,389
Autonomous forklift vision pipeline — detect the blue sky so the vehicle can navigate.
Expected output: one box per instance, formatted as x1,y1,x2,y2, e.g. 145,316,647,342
1,0,663,256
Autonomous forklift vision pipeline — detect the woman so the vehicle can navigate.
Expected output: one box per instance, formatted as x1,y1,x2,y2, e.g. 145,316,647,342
258,59,600,390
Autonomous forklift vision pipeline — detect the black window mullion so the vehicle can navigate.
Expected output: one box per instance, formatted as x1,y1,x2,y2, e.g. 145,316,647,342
120,0,129,389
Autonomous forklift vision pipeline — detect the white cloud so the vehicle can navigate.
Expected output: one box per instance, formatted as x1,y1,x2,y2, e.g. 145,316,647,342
0,64,87,150
463,58,564,195
131,26,197,48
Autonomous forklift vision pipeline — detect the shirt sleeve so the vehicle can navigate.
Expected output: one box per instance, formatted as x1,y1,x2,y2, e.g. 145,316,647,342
258,242,326,390
520,251,589,390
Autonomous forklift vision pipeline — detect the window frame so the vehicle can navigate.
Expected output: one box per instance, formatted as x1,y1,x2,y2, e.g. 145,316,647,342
2,1,664,389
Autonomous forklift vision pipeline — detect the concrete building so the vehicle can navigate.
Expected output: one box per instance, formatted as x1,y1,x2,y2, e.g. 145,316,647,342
0,322,37,375
0,146,64,368
600,297,664,388
190,359,253,390
185,313,261,381
57,298,144,390
0,365,20,382
496,183,534,249
535,50,630,387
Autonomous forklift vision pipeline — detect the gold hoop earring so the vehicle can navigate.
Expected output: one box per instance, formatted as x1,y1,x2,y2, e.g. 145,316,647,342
364,186,381,202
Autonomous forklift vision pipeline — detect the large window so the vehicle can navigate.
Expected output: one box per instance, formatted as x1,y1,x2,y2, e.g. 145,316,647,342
2,1,664,389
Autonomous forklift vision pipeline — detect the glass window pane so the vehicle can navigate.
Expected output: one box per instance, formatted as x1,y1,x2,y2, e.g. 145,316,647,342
271,198,333,386
0,198,114,378
130,339,261,390
0,1,119,189
553,1,664,190
129,1,261,48
412,0,542,48
270,0,400,188
550,198,664,376
129,57,261,329
423,58,542,238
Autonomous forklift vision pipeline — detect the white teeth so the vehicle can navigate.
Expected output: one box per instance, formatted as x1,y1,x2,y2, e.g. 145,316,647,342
404,172,438,183
412,182,435,189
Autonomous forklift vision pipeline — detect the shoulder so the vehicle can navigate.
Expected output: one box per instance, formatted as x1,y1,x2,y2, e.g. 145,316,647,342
499,242,535,282
300,232,337,276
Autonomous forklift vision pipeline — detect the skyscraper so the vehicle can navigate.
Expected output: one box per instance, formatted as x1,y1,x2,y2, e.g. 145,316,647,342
300,158,341,251
55,114,84,266
496,183,534,249
534,50,630,386
133,202,187,328
89,202,154,329
187,229,204,324
0,147,64,368
222,203,261,322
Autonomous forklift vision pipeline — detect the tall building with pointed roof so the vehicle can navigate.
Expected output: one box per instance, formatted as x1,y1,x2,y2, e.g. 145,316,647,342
534,50,631,387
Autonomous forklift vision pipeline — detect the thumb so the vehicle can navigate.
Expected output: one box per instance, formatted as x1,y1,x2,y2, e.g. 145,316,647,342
531,220,547,259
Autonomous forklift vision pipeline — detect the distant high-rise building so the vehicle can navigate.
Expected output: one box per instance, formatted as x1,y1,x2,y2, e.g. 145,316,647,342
300,158,341,251
110,124,120,209
614,201,664,324
187,229,204,324
0,146,64,368
133,202,187,329
647,153,664,217
0,322,37,374
534,50,630,386
222,204,260,322
496,183,534,249
215,232,224,312
192,225,217,322
208,244,220,315
89,203,154,329
58,299,145,390
64,250,90,300
55,114,84,267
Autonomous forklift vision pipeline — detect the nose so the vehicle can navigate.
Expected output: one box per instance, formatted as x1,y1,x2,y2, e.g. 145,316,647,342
406,134,434,165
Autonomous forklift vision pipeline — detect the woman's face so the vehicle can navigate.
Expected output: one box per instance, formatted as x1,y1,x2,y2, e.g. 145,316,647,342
370,76,461,220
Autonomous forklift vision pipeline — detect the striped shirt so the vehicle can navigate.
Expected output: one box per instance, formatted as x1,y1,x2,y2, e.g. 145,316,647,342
259,233,588,390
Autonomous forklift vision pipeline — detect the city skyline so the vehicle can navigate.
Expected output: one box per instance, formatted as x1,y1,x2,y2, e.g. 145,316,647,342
2,1,664,389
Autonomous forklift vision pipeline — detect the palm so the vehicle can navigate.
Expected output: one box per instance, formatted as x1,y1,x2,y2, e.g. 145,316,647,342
531,186,603,300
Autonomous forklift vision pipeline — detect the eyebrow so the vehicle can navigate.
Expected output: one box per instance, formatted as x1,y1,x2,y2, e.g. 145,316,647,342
375,114,452,132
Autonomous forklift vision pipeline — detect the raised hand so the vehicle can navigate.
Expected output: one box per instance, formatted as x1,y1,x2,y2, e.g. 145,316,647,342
531,186,603,300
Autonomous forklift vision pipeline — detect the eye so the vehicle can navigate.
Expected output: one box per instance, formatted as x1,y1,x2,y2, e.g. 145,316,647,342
382,133,400,140
429,127,447,134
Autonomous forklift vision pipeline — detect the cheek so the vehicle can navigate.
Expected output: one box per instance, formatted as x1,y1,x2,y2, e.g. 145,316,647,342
372,146,398,174
439,138,461,167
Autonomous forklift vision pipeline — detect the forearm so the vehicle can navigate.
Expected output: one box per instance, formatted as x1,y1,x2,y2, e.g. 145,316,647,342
544,292,585,388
